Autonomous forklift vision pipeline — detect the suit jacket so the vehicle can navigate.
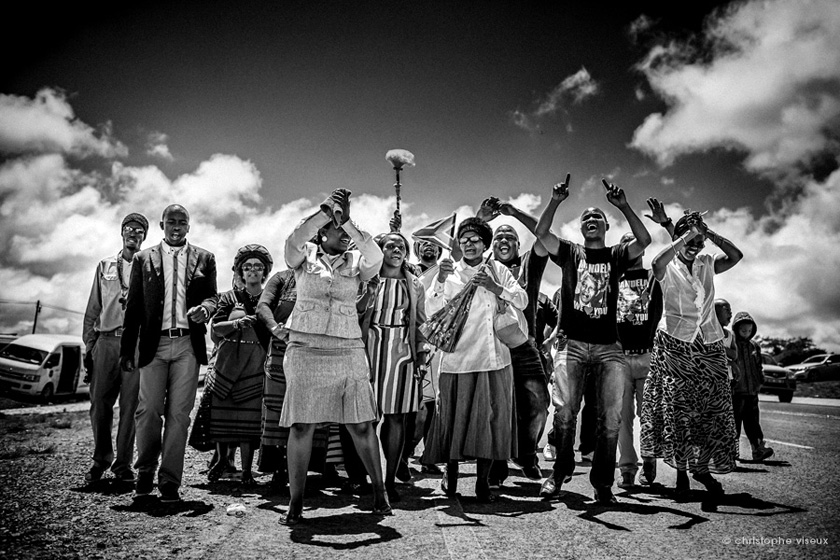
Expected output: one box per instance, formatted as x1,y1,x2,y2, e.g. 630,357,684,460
120,242,218,368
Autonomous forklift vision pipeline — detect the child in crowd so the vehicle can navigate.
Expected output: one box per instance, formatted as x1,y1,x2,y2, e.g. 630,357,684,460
731,311,774,462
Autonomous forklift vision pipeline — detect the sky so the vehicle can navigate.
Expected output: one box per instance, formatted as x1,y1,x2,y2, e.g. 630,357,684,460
1,0,839,351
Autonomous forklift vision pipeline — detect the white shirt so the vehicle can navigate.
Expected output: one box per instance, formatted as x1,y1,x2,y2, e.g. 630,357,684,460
160,240,190,330
426,259,528,373
658,253,723,344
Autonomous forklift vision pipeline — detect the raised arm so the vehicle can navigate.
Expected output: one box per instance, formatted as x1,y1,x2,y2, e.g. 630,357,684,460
644,197,675,238
535,174,571,255
285,209,329,269
603,179,651,259
651,224,703,281
701,223,743,274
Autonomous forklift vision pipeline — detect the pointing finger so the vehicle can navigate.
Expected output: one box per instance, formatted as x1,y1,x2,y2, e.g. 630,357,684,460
601,178,611,190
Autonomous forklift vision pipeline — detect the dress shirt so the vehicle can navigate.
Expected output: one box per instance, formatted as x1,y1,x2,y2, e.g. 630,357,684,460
160,240,190,330
426,259,528,373
657,253,723,344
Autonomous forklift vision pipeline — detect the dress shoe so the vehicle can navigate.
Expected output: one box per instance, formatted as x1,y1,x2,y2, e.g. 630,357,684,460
539,475,561,498
593,488,618,505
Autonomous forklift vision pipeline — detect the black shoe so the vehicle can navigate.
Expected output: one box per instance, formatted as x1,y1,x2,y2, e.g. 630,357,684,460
539,475,561,498
641,460,657,485
386,483,402,503
441,465,458,497
692,473,724,497
85,466,105,484
135,472,154,497
520,464,542,481
395,460,412,483
339,481,372,496
593,488,618,505
421,464,443,475
113,469,136,484
159,482,182,503
280,509,304,526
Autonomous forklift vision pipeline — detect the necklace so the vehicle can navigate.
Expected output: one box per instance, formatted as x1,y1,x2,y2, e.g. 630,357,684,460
116,251,130,308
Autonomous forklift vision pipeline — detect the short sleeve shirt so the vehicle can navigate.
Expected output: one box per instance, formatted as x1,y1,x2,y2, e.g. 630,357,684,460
549,240,633,345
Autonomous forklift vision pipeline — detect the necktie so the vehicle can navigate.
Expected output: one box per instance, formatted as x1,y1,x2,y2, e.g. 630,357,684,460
171,249,180,329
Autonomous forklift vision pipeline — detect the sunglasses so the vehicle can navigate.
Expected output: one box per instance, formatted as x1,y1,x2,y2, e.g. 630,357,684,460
241,263,265,271
123,226,146,236
458,235,482,245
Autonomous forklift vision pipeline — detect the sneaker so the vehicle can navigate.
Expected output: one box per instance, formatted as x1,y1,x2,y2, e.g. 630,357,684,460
159,482,182,503
85,466,105,484
135,472,154,497
543,444,556,462
752,446,775,462
641,460,656,485
539,475,561,498
580,451,593,463
113,470,136,484
593,488,618,505
617,473,635,489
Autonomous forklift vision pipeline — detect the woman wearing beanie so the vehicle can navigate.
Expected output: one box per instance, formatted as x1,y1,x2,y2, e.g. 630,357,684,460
206,244,273,487
421,217,527,502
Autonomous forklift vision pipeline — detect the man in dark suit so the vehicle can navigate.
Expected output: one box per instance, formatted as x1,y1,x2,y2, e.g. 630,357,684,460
120,204,217,502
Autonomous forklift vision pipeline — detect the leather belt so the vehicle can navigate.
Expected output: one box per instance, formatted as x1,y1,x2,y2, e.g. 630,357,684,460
100,328,123,337
624,348,651,355
161,328,190,338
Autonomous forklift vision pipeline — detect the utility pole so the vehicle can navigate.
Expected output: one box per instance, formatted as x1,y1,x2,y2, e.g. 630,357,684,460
31,300,41,334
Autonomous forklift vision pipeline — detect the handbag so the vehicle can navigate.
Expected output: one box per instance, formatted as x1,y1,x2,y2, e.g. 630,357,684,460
486,260,528,348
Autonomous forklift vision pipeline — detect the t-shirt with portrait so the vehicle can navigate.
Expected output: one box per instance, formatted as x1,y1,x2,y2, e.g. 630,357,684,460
616,268,662,352
549,239,633,345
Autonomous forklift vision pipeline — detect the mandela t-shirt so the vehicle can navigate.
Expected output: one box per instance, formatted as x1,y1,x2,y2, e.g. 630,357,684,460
549,240,632,345
616,268,663,352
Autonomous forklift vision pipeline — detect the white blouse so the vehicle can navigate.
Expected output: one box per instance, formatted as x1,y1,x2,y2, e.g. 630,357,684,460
426,259,528,373
658,253,724,344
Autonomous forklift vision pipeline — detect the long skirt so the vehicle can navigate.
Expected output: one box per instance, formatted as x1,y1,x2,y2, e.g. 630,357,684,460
422,365,517,463
208,340,266,444
640,330,737,474
368,324,419,414
279,331,378,426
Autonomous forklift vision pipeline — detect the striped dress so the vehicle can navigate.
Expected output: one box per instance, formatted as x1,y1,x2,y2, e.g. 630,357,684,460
208,289,267,444
367,277,419,415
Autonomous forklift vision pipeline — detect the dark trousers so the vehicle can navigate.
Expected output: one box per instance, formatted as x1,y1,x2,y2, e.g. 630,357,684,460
491,341,549,480
732,393,764,445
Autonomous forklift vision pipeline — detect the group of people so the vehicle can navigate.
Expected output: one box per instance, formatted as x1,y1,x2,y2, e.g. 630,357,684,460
81,175,775,525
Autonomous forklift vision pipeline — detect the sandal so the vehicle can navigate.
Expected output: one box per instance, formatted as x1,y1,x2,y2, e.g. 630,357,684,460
207,462,226,483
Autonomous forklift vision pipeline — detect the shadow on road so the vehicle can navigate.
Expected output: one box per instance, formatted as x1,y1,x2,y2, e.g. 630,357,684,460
282,511,402,550
110,495,215,517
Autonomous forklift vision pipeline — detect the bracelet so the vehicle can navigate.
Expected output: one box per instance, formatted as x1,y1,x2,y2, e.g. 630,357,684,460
661,218,673,228
233,319,241,331
670,237,686,252
271,323,284,334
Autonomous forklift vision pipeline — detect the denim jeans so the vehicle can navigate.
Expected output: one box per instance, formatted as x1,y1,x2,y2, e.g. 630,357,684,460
134,336,199,487
550,339,626,490
618,352,650,476
732,393,764,446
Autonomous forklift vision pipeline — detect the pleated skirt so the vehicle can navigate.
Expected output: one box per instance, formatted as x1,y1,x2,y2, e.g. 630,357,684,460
279,331,378,426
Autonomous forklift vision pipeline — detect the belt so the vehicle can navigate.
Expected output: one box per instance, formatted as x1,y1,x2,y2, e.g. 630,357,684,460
161,328,190,338
624,348,651,355
100,328,123,337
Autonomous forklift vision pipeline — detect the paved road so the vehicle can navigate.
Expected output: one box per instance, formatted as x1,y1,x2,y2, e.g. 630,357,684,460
4,391,838,559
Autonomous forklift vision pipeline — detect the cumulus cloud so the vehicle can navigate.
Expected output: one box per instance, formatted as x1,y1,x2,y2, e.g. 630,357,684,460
145,131,173,161
630,0,840,176
0,88,127,158
511,67,600,132
624,0,840,351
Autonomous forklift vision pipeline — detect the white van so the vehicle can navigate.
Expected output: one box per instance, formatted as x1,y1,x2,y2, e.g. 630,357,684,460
0,334,90,402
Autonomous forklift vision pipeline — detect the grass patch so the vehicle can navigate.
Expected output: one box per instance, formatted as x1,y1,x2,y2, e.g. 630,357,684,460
794,380,840,399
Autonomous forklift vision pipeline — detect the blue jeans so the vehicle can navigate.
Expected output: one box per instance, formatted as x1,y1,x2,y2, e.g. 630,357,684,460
618,352,650,476
550,340,625,491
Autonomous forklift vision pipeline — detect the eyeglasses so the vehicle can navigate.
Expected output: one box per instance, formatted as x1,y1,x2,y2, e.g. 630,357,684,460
241,264,265,271
458,235,482,245
123,226,146,236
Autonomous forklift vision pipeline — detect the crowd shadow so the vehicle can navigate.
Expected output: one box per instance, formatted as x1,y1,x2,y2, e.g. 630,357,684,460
282,511,402,550
71,479,135,497
110,495,214,517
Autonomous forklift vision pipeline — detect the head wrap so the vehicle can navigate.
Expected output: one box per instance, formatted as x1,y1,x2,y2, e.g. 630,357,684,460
457,217,493,248
232,244,273,277
121,213,149,239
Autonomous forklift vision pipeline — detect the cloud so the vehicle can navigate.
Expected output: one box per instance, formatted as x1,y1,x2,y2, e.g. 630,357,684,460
145,131,173,161
0,88,127,158
630,0,840,177
511,67,599,132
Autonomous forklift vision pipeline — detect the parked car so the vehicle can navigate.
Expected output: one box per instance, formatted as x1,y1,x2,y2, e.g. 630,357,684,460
760,353,796,403
0,334,90,402
786,353,840,382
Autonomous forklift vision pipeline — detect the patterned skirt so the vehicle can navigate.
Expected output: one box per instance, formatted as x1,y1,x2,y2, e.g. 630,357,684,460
208,340,266,444
279,331,378,426
422,365,517,463
368,324,419,415
640,330,737,474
